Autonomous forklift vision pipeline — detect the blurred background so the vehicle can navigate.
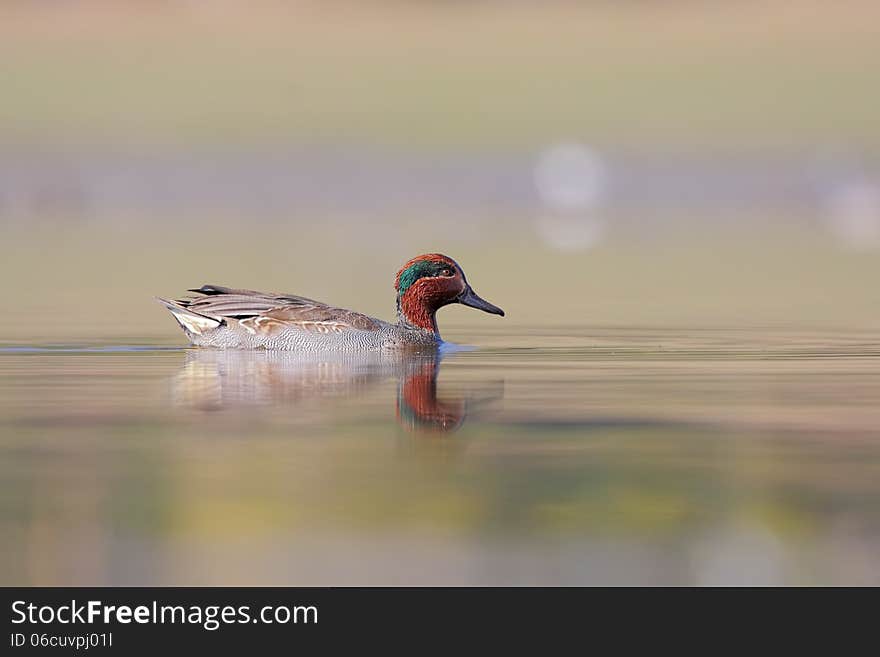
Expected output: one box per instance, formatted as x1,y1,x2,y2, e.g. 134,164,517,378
1,2,880,586
0,0,878,338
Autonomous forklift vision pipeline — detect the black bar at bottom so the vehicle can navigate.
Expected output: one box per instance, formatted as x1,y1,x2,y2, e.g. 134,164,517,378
0,586,850,653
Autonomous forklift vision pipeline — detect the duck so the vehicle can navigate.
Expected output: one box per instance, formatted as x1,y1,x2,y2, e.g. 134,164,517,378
157,253,504,350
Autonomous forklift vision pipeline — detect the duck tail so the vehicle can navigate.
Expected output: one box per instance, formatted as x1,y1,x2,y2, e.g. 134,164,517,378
155,297,223,336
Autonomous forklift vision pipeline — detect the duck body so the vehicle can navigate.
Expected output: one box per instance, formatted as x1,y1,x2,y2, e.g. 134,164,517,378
157,254,504,351
158,285,438,351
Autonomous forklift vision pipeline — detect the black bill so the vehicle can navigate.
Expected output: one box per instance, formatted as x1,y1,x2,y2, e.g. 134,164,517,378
458,286,505,316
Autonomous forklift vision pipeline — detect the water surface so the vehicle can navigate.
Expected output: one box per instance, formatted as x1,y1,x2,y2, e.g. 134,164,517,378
1,327,878,585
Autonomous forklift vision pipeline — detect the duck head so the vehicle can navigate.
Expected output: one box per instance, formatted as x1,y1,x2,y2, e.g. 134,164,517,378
395,253,504,334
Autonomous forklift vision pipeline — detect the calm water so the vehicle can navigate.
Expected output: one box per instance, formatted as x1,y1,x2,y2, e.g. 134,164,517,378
1,326,878,586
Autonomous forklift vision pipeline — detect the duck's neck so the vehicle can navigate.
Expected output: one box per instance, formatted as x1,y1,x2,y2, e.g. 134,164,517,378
397,292,439,334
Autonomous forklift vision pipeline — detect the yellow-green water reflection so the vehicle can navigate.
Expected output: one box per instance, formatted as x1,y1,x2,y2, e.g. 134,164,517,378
1,328,878,585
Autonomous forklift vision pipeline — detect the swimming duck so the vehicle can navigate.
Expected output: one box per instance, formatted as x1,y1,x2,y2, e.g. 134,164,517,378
157,253,504,350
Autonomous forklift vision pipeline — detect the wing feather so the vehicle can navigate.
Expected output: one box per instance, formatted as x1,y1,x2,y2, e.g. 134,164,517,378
175,284,380,332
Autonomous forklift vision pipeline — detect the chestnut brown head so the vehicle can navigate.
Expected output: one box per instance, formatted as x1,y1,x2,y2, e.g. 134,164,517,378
394,253,504,334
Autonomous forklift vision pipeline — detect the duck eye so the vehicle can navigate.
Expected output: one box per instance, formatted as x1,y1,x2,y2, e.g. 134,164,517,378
440,268,454,277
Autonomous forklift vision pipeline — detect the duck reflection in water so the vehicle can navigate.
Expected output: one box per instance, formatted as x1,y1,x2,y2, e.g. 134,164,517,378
172,346,502,434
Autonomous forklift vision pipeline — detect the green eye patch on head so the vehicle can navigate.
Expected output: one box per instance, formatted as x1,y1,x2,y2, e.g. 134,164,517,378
397,260,452,295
